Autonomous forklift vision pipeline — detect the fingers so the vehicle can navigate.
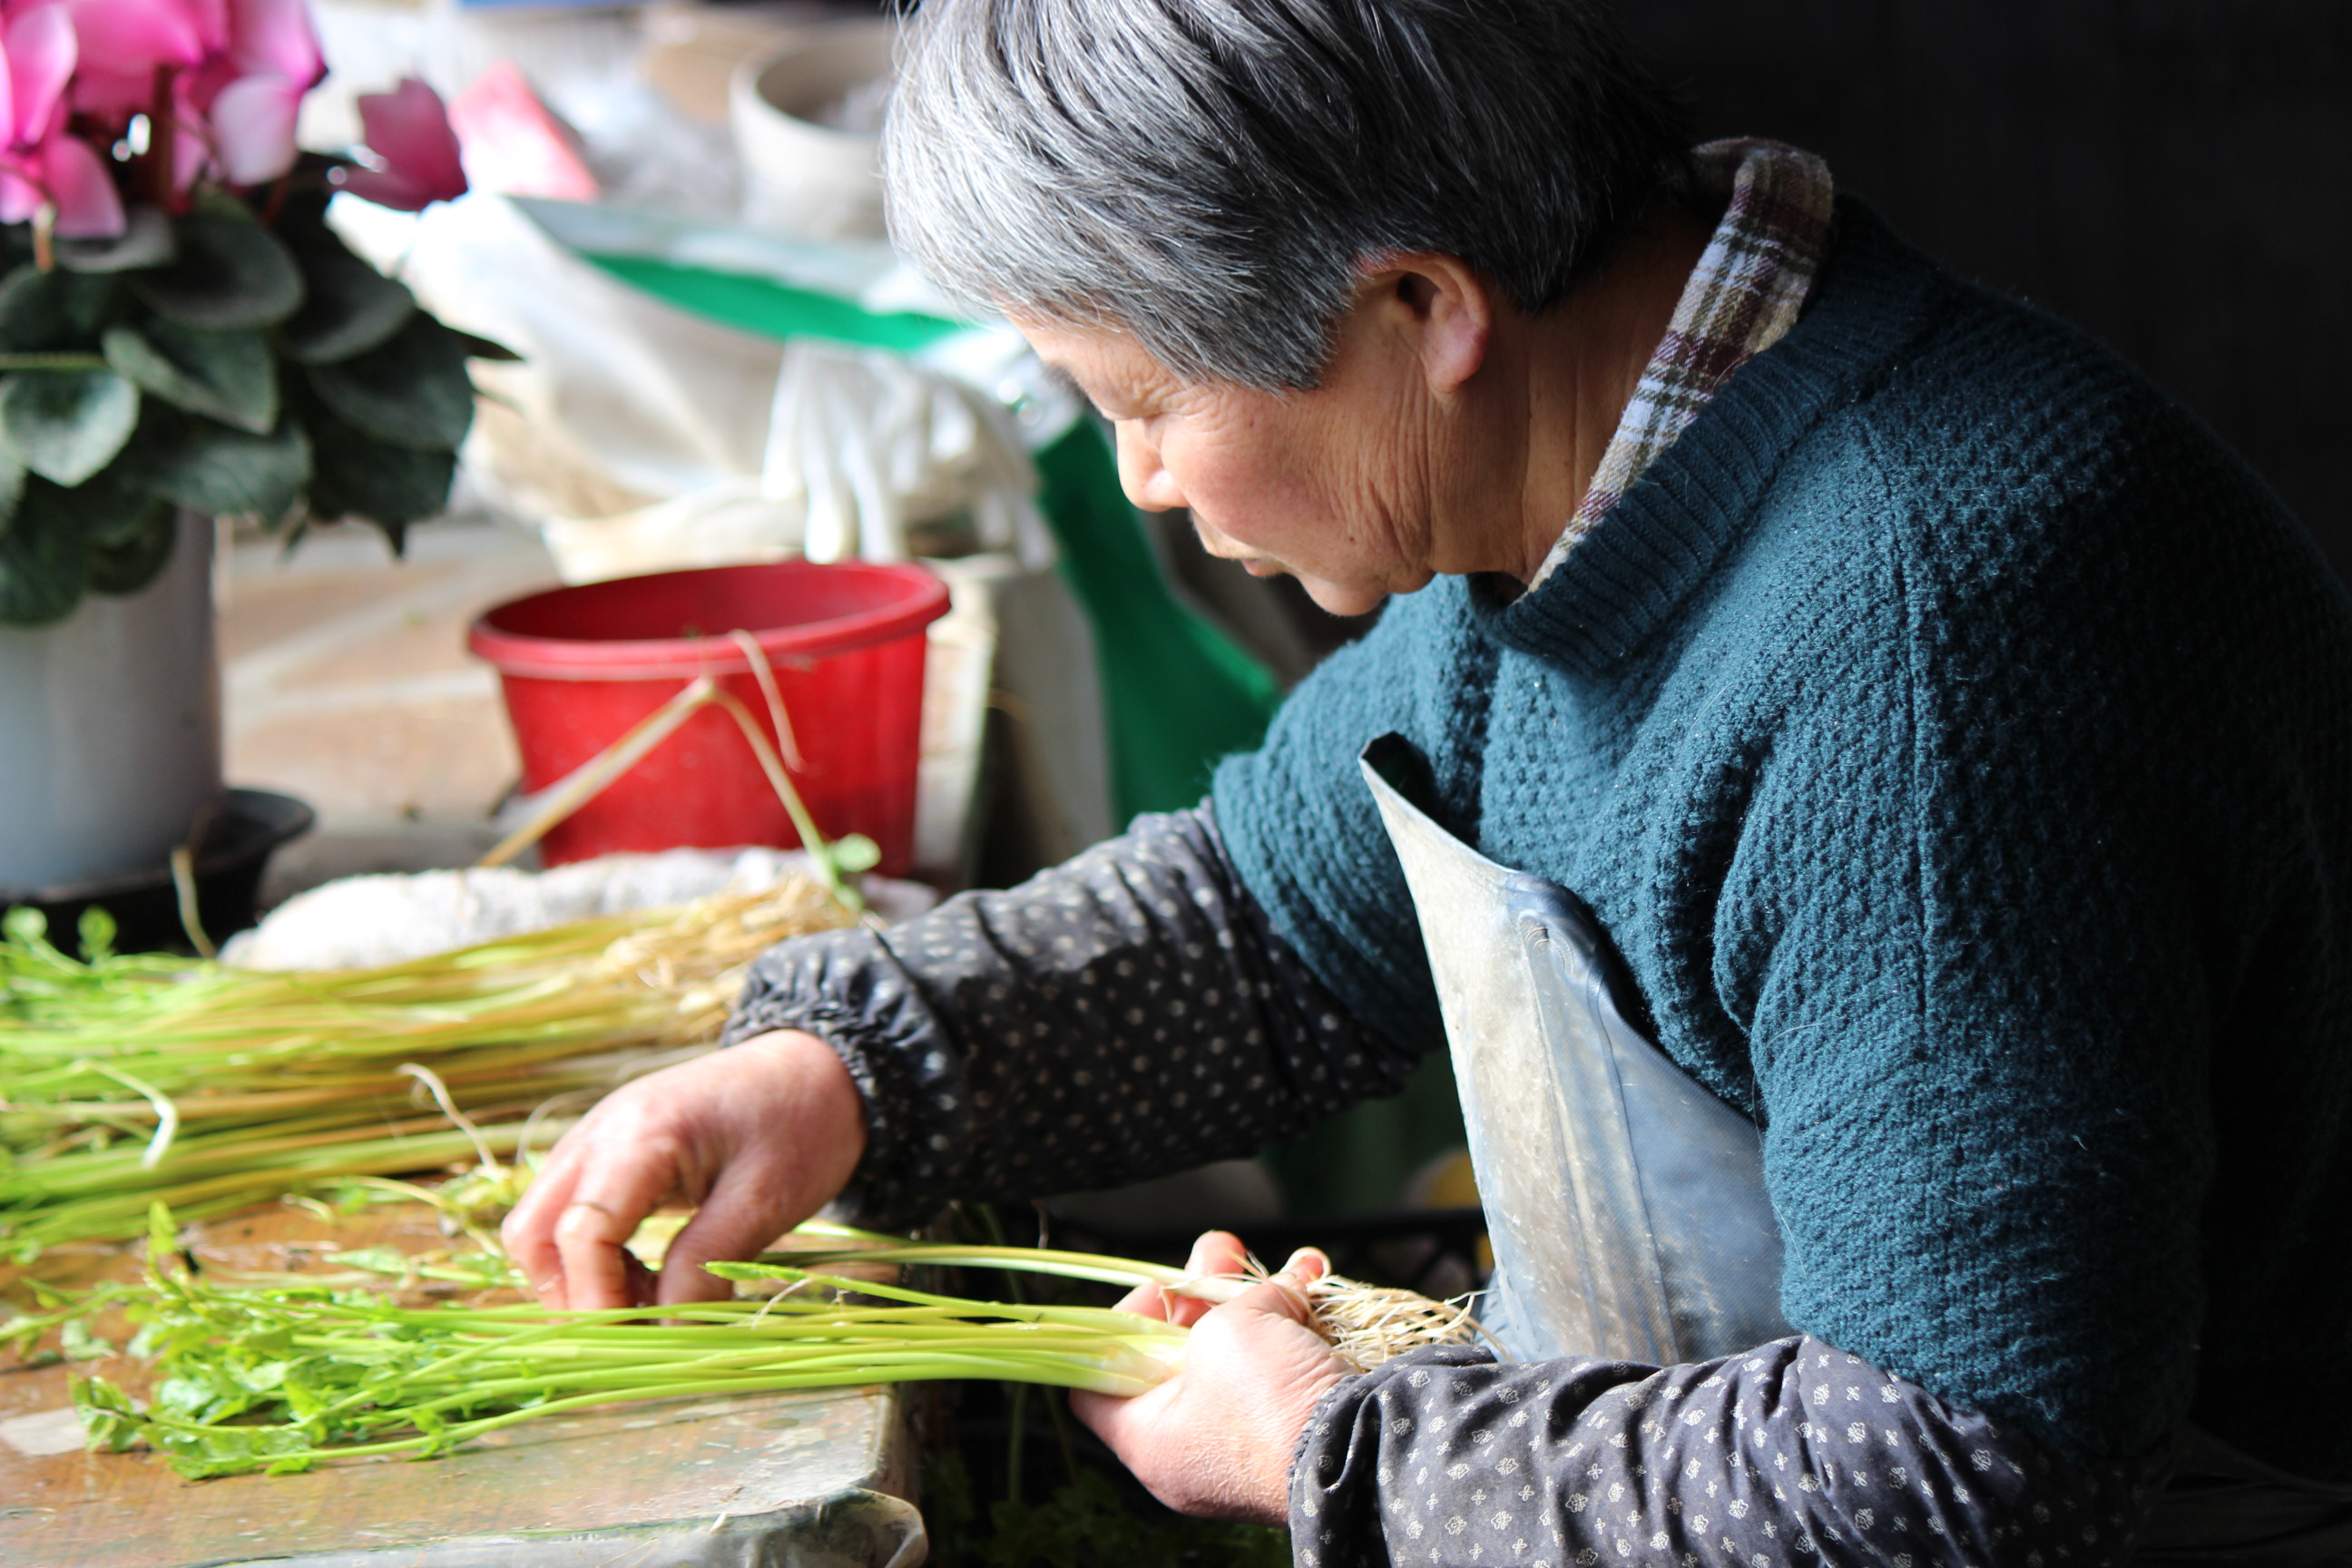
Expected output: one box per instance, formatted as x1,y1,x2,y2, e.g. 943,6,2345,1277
500,1031,865,1310
653,1170,793,1307
1105,1234,1313,1330
1067,1241,1347,1527
1110,1279,1173,1320
544,1142,691,1310
1152,1230,1250,1328
1181,1249,1325,1336
502,1130,677,1309
1254,1247,1329,1321
1066,1386,1125,1446
500,1150,582,1298
1069,1379,1162,1455
1188,1230,1249,1278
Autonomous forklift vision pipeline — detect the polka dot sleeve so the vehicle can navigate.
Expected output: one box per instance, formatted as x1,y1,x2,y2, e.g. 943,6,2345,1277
1290,1337,2168,1568
720,804,1426,1227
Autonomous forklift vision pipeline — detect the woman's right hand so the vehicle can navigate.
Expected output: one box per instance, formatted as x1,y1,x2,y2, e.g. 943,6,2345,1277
500,1029,867,1309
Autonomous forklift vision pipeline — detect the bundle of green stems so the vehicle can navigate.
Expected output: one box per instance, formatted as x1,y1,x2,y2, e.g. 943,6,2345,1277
0,879,853,1260
5,1216,1481,1481
47,1216,1187,1480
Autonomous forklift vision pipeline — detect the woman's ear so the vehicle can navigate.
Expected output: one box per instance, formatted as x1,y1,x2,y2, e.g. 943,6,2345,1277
1374,254,1494,397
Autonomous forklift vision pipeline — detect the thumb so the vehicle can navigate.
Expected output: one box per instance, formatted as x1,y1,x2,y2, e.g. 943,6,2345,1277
654,1171,792,1307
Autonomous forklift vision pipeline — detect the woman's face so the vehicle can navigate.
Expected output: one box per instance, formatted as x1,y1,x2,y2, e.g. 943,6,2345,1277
1019,309,1454,618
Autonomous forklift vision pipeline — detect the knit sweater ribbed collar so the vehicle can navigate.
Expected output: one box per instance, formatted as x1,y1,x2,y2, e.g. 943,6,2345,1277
1474,200,1947,676
1529,140,1835,588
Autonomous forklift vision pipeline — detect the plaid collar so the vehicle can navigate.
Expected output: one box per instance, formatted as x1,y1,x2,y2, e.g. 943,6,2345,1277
1528,140,1835,588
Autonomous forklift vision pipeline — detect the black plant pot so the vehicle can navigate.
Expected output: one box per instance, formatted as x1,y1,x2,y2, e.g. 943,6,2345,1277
1,789,314,956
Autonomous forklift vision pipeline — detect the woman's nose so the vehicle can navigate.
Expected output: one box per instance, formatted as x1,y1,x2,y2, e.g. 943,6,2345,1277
1112,425,1184,513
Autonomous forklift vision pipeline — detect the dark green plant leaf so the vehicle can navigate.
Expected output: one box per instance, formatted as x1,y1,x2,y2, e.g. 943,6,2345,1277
0,266,51,353
56,208,177,275
278,237,415,365
0,265,120,352
0,482,92,627
0,370,141,485
128,209,305,330
87,505,181,597
103,320,277,434
0,446,24,535
269,159,343,238
302,315,474,450
33,454,158,547
448,328,522,362
303,396,454,527
133,413,309,524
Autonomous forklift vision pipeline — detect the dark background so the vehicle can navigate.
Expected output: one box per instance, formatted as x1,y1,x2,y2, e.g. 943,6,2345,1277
1624,2,2348,581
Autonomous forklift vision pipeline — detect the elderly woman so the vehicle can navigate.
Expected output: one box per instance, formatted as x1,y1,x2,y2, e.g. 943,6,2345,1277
505,1,2352,1561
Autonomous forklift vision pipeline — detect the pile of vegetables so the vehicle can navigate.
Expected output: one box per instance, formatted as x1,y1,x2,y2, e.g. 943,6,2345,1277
7,1214,1480,1480
0,878,854,1260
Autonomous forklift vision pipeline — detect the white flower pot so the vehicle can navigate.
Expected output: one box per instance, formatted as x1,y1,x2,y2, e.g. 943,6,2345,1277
0,514,223,895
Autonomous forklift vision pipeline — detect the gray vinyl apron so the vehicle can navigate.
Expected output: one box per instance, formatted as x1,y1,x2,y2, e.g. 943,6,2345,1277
1358,733,2352,1565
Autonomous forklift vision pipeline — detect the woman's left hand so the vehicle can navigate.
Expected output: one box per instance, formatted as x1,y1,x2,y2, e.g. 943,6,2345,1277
1070,1230,1355,1525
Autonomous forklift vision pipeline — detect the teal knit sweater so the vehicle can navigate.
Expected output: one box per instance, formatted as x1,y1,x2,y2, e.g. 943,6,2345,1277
1213,199,2352,1475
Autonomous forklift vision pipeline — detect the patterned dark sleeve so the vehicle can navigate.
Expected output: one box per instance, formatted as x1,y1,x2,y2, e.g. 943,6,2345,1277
720,804,1427,1226
1291,1336,2169,1568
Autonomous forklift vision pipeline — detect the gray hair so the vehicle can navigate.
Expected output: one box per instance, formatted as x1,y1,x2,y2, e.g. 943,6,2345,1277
883,0,1691,390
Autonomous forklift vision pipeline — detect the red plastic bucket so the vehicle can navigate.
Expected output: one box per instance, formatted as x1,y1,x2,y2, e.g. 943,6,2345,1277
468,561,951,874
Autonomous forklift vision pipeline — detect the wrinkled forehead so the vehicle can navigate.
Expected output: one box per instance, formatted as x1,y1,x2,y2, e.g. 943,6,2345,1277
1013,316,1187,409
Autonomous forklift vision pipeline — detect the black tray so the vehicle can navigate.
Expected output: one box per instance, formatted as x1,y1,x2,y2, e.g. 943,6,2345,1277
1,789,315,956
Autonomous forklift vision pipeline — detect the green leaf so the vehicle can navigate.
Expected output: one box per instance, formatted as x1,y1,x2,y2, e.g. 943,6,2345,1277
0,445,24,534
103,320,277,434
278,237,415,365
87,505,181,597
134,413,309,524
30,457,161,548
0,266,51,352
0,265,119,352
305,397,454,527
60,1318,113,1361
56,208,177,275
73,1376,142,1453
76,905,117,961
0,481,91,627
302,315,475,450
128,209,305,330
0,369,141,485
828,834,882,874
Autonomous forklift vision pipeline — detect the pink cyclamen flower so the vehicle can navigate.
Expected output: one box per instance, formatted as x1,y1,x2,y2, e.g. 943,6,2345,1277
2,3,76,148
37,125,123,234
339,76,466,211
58,0,217,118
0,3,125,238
203,0,322,183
